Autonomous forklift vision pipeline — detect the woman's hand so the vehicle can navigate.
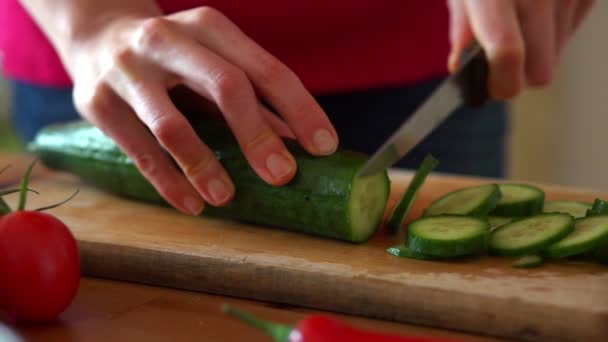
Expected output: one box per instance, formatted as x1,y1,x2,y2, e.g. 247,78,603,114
447,0,595,99
27,3,338,216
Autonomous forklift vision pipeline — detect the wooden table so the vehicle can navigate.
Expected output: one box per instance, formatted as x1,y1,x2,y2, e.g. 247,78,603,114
0,153,512,341
6,277,507,342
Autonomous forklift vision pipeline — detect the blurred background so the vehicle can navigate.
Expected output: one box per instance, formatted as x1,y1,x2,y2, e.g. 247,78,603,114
1,1,606,190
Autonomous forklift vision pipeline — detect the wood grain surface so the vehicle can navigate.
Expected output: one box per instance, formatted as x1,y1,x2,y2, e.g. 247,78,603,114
5,277,508,342
1,155,607,342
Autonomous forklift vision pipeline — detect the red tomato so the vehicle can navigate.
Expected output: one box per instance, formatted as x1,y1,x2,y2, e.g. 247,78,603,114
0,211,80,321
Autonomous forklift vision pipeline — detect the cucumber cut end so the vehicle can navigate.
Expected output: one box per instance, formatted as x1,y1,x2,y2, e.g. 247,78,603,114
492,184,544,217
408,215,489,257
348,171,390,242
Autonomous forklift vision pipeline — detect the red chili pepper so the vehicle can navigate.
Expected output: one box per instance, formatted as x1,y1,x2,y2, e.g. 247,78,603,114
222,304,460,342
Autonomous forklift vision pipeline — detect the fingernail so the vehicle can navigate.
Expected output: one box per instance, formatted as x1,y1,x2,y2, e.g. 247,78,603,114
313,128,337,155
266,153,294,179
184,196,204,215
207,178,233,204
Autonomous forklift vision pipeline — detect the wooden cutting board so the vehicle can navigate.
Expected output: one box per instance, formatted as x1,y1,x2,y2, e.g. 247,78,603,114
2,155,607,342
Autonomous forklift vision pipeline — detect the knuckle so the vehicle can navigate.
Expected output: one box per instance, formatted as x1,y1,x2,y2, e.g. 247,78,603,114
112,47,137,68
490,41,524,70
183,152,216,179
149,115,188,149
133,17,172,52
131,151,158,177
192,6,223,26
75,82,113,116
212,67,249,104
244,127,276,153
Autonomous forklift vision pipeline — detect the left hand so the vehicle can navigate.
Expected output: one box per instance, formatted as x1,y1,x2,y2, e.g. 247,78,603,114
447,0,595,100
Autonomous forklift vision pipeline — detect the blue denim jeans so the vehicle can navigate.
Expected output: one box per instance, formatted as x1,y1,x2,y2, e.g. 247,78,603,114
8,76,508,178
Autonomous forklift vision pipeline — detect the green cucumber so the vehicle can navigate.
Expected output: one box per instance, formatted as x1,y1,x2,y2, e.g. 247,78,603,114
544,215,608,258
491,184,544,217
543,200,591,218
386,154,438,232
512,255,543,269
386,245,439,260
596,245,608,264
487,216,515,231
585,198,608,217
29,117,390,243
407,215,489,257
489,213,574,256
423,184,501,217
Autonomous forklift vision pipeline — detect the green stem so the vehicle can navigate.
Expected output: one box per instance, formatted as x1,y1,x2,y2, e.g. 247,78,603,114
222,304,293,342
17,159,38,211
0,197,10,215
34,188,79,212
0,165,10,175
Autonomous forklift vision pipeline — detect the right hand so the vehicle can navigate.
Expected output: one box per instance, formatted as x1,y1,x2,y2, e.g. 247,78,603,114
67,7,339,215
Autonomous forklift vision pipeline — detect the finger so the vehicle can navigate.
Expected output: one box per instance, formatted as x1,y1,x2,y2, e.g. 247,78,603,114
131,18,297,186
104,51,237,207
464,0,525,99
517,0,556,86
177,7,338,156
75,82,205,215
555,0,578,58
260,105,296,139
447,0,474,72
570,0,595,33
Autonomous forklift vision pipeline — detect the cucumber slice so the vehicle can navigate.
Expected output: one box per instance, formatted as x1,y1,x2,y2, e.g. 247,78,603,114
386,245,439,260
543,200,591,218
408,215,489,257
585,199,608,217
489,213,574,256
544,215,608,258
491,183,544,217
512,255,543,268
487,216,515,231
423,184,501,217
386,154,438,233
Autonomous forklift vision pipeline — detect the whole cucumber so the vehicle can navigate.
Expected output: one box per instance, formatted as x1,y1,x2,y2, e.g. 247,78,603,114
29,116,390,243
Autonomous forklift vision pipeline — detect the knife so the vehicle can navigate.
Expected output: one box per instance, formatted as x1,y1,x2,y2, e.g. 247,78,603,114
357,41,490,177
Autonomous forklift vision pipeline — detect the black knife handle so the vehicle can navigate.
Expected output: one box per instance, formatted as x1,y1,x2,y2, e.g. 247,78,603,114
455,41,490,107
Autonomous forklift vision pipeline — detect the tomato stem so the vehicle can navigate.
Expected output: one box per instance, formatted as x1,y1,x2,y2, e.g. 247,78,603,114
34,188,80,212
222,304,293,342
17,159,38,211
0,165,10,175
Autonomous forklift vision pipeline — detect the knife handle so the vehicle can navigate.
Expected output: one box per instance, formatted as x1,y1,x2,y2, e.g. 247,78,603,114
455,41,490,107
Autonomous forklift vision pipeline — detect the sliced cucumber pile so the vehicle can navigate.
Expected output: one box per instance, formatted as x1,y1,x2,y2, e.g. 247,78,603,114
386,156,608,268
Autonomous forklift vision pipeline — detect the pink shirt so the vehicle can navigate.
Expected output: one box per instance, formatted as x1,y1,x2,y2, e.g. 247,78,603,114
0,0,450,94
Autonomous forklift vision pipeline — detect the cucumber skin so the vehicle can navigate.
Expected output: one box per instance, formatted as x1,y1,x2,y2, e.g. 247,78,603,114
29,118,390,243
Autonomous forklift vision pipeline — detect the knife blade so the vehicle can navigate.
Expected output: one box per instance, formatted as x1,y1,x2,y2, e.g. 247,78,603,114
357,42,490,177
